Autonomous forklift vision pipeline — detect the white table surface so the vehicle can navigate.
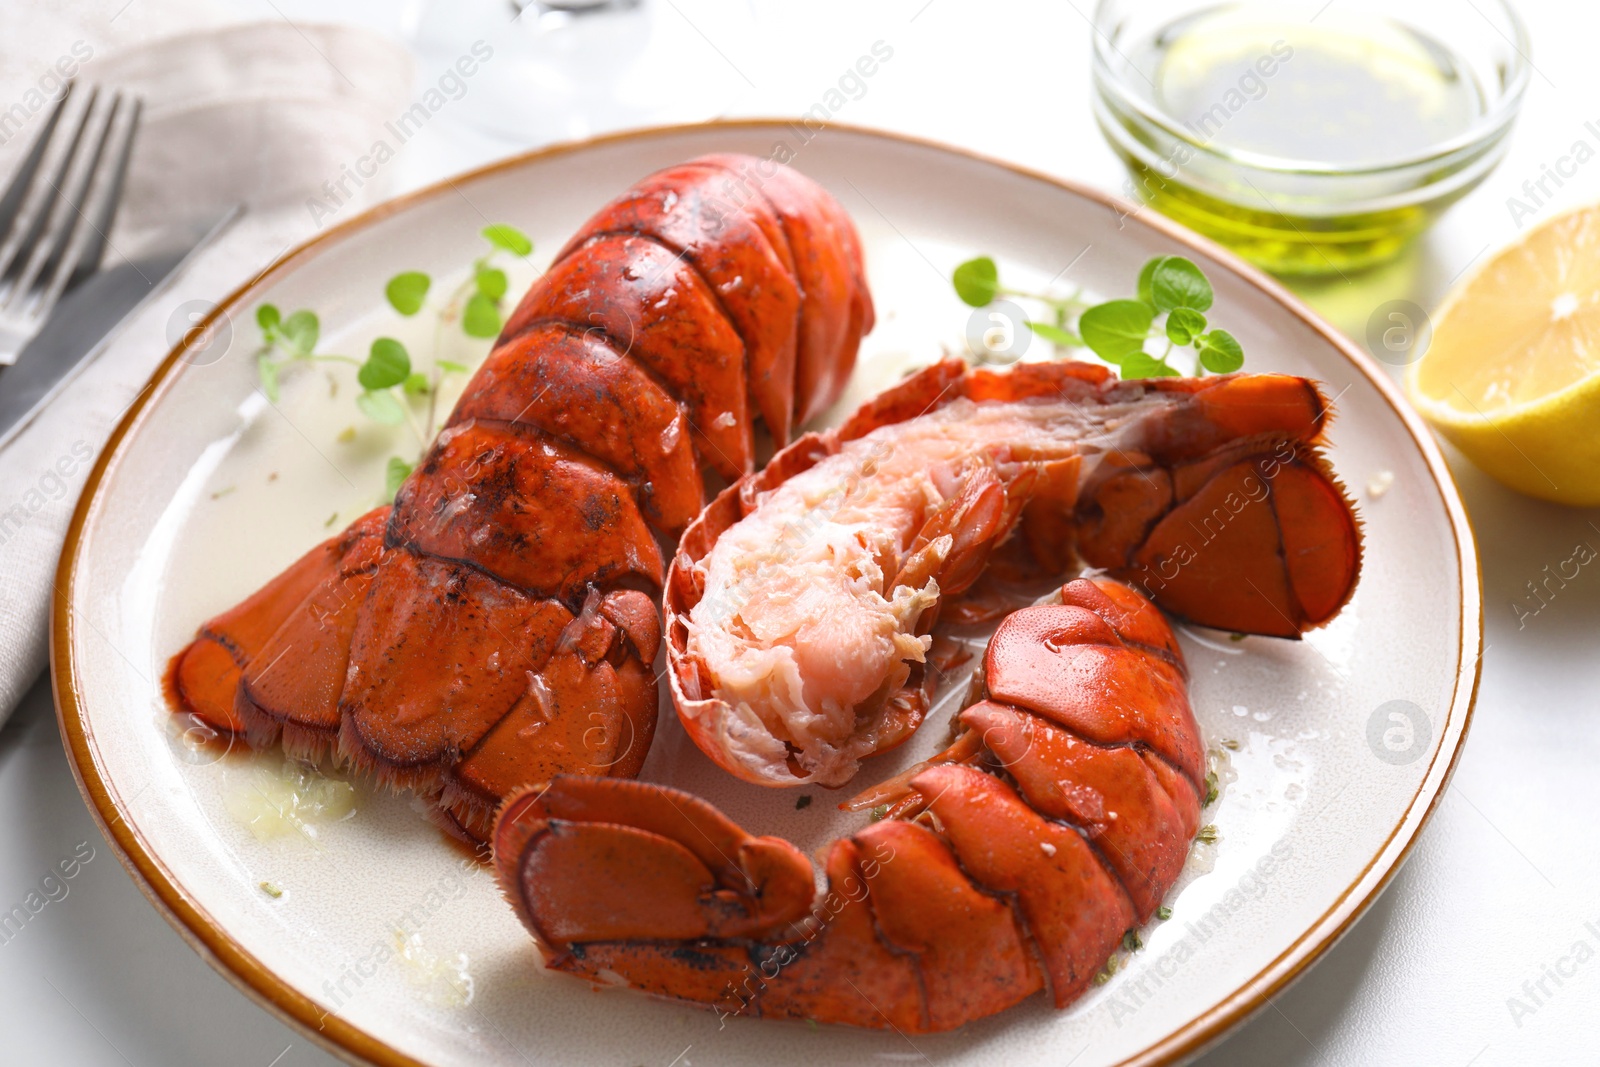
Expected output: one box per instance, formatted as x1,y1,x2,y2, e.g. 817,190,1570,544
4,1,1598,1064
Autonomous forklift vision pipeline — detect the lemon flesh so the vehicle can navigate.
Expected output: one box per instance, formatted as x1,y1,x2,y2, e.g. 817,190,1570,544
1407,205,1600,506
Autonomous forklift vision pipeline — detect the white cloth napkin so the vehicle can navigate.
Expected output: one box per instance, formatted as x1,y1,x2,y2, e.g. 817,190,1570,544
0,2,416,726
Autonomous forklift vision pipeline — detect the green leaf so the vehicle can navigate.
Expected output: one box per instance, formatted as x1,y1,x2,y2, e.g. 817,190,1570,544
462,292,501,338
436,359,469,375
1149,256,1213,313
385,271,431,316
257,355,280,403
385,456,414,500
482,223,532,257
402,372,430,395
1119,352,1182,379
281,310,319,354
475,265,508,302
356,389,405,425
1136,258,1161,308
1196,329,1245,373
952,256,1000,307
256,304,281,334
1027,321,1083,347
1078,299,1154,363
359,337,411,390
1166,307,1207,346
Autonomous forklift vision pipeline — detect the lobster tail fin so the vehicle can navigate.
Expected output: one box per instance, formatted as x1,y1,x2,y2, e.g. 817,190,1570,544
1070,374,1361,638
493,776,815,951
1079,440,1361,638
169,506,390,741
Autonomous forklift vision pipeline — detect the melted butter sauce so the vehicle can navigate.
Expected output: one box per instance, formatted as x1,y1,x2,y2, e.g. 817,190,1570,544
222,756,357,843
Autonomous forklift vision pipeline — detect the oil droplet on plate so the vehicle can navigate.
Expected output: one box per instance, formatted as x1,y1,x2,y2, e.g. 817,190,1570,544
394,930,474,1008
222,757,357,843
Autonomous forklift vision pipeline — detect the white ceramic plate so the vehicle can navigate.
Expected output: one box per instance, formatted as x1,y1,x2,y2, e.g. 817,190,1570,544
53,122,1480,1067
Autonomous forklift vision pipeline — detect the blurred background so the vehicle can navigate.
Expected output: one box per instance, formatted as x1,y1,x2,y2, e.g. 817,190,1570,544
0,1,1595,1064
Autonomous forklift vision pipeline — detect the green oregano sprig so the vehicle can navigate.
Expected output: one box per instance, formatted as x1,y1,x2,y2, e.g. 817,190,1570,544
252,223,533,501
252,306,359,404
952,253,1247,378
953,255,1088,351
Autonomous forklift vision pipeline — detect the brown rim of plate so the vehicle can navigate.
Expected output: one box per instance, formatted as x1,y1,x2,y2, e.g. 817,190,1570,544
50,118,1482,1067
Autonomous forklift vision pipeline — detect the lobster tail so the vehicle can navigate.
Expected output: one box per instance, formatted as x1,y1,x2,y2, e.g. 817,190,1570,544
665,357,1362,788
169,155,873,841
493,577,1204,1032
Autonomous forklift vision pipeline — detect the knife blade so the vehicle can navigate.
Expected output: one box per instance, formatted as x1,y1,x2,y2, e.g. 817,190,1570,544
0,207,240,449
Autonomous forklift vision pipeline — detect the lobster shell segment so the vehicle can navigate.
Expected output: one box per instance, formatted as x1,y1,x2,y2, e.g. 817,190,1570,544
664,357,1361,789
493,577,1206,1032
167,155,873,842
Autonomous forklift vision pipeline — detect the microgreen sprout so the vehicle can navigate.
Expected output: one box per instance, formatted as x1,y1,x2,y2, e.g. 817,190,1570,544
951,253,1246,378
252,306,360,404
251,223,532,500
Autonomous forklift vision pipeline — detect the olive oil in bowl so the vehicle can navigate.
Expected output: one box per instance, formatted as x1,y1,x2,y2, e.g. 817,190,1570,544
1092,0,1529,275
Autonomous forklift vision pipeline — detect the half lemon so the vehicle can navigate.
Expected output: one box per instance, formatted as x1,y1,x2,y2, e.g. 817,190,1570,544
1406,203,1600,506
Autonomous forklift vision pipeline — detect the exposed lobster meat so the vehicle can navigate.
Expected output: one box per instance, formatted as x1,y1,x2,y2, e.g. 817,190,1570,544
492,358,1362,1031
665,357,1361,787
166,156,873,842
492,577,1203,1032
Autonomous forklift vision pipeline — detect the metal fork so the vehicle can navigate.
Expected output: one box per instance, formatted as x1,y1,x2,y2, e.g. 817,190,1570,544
0,81,141,366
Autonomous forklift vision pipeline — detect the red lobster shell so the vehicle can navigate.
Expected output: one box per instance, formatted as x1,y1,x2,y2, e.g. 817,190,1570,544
492,576,1203,1031
664,357,1360,787
167,155,872,842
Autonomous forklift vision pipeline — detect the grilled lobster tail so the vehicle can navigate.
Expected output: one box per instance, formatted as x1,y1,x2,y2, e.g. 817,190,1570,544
168,156,874,842
492,576,1202,1032
665,357,1360,787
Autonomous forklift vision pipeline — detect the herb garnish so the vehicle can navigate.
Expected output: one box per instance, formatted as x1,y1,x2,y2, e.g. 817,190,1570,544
952,253,1246,378
251,224,532,499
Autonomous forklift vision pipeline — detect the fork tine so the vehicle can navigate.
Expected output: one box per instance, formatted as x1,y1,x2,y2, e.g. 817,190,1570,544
0,82,75,235
68,93,140,282
6,89,119,316
35,93,141,319
0,83,94,286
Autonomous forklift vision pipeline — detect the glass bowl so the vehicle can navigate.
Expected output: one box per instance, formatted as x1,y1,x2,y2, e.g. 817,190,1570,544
1092,0,1530,275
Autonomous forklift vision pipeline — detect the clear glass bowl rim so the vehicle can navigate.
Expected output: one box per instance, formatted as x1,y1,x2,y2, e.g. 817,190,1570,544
1090,0,1533,178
